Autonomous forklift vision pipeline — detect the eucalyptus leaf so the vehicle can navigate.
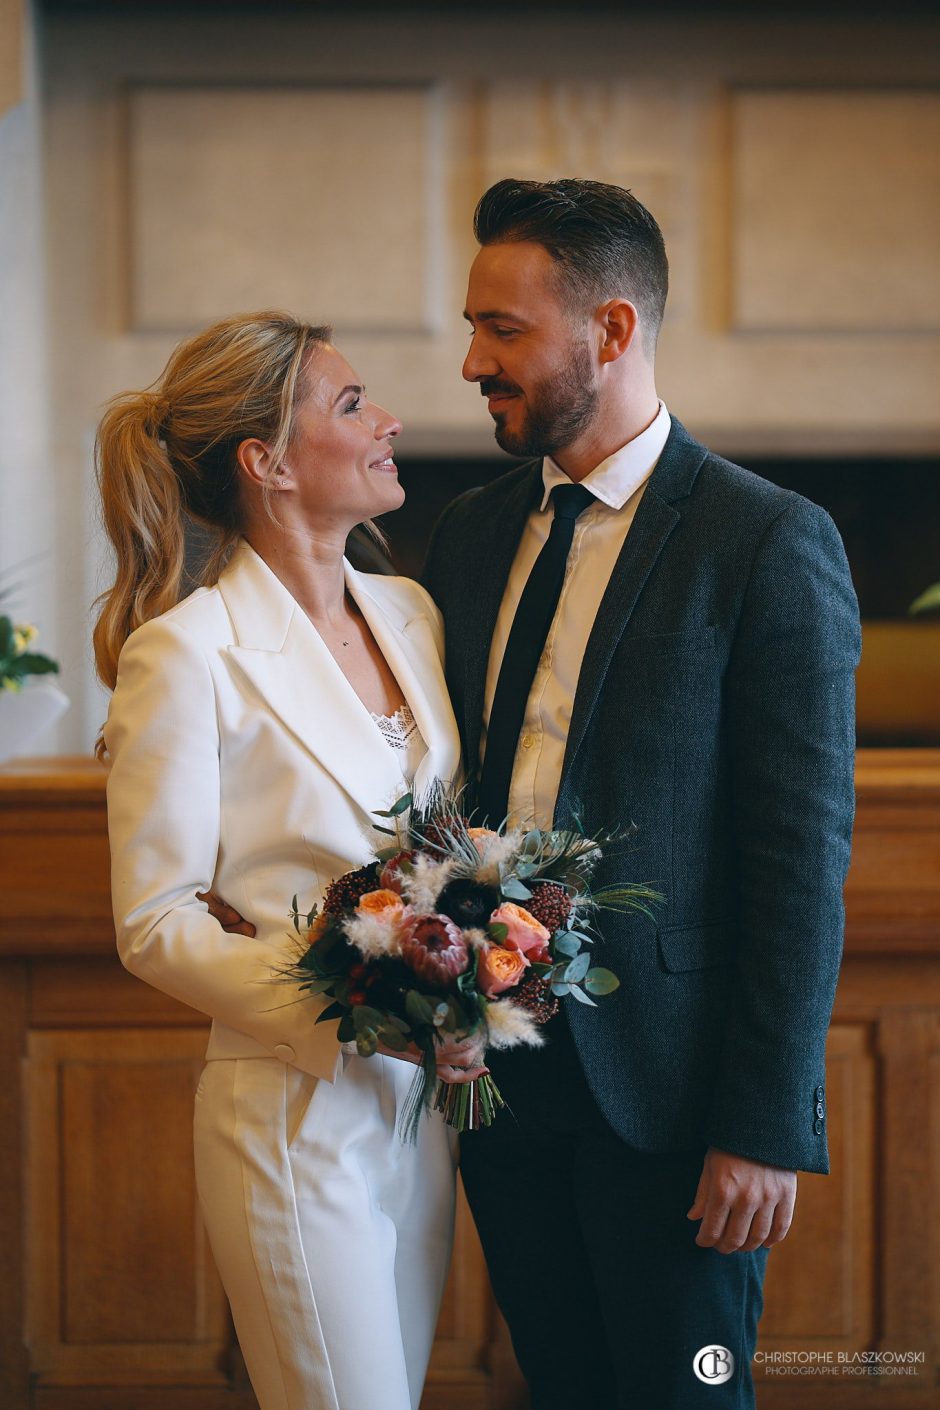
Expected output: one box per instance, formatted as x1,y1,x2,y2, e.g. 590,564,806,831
356,1029,378,1057
352,1004,386,1031
405,990,435,1027
550,980,571,997
584,968,621,995
564,952,591,983
567,984,597,1006
377,1025,409,1052
553,934,580,957
500,876,532,902
374,793,413,818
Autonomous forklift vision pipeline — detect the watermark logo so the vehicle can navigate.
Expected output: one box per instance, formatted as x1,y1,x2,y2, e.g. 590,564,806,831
694,1346,736,1385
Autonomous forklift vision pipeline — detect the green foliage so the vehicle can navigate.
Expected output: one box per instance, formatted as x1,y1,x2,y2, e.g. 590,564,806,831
0,613,60,691
910,583,940,616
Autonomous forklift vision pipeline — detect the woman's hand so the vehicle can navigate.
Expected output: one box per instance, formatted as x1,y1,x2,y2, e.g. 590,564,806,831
197,889,256,937
434,1033,489,1085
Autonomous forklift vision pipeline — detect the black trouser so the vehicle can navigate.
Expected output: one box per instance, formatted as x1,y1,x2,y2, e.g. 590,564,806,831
460,1020,768,1410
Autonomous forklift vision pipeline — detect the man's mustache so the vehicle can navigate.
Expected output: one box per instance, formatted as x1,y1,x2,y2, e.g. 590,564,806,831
480,380,520,397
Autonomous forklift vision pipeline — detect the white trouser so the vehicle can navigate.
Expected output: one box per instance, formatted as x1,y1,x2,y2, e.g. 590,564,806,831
193,1052,458,1410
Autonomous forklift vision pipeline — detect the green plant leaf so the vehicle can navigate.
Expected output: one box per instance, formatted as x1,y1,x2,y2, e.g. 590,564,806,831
550,980,571,997
567,984,597,1006
500,876,532,902
352,1004,385,1031
553,934,580,957
910,582,940,615
356,1029,378,1057
14,653,58,675
488,922,509,943
336,1012,356,1042
316,1001,347,1024
377,1025,409,1051
564,952,591,983
405,990,435,1027
374,793,413,818
584,968,620,995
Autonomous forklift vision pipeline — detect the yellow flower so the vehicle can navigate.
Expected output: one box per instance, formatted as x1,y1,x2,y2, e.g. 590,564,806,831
13,623,38,654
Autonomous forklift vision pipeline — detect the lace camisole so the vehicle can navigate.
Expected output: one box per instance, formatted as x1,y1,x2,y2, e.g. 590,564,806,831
369,703,427,787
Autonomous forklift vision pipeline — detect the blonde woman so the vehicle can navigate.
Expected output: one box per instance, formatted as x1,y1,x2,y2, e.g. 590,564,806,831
95,313,483,1410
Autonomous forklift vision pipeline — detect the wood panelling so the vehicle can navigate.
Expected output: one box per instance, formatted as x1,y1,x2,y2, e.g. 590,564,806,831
26,1029,231,1386
3,753,940,1407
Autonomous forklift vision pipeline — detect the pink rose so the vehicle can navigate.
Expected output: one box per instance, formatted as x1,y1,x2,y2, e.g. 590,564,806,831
489,902,551,957
477,943,527,997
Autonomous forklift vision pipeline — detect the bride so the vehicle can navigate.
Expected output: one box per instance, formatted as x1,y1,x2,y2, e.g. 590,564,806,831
94,312,485,1410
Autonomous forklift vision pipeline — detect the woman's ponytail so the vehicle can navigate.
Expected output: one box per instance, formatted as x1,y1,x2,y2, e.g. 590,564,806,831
92,312,332,757
92,393,186,693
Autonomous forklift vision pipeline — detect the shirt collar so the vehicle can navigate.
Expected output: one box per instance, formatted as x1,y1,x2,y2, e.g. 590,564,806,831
539,401,672,512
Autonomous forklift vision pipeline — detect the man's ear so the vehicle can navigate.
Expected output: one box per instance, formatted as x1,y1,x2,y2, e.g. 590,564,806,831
596,299,640,364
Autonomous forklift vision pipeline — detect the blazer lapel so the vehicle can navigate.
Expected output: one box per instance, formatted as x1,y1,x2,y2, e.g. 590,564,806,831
560,420,709,786
345,564,462,802
219,543,406,817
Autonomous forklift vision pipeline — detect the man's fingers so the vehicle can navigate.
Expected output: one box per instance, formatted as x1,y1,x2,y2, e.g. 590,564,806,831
196,889,256,936
694,1191,732,1249
740,1207,775,1252
763,1193,796,1247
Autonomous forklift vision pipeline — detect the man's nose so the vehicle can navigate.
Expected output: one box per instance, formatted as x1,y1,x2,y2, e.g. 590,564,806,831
462,336,499,383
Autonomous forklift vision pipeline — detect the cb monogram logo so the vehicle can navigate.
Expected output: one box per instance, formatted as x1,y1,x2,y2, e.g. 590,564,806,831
693,1345,736,1385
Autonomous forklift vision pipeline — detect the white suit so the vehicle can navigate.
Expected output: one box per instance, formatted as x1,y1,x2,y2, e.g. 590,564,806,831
106,541,462,1410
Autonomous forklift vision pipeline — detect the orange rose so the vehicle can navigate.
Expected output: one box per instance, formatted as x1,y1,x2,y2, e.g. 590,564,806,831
305,913,333,945
356,888,406,921
477,942,527,997
468,826,499,858
489,902,551,956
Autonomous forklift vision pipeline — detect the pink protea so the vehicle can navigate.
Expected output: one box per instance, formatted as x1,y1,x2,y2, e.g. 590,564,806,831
401,914,469,987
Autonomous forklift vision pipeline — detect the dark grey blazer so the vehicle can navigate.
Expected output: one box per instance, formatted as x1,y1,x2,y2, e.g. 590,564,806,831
423,417,861,1174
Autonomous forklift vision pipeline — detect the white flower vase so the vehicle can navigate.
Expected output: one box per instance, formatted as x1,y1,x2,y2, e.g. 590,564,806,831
0,678,70,763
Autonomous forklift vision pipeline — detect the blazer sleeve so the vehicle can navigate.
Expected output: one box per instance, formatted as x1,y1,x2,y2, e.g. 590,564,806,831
705,497,861,1172
105,615,342,1082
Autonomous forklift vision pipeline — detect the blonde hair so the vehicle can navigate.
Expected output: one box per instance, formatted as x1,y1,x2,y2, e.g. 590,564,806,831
92,311,332,710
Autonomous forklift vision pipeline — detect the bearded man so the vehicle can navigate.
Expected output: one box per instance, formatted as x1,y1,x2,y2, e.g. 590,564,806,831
423,178,860,1410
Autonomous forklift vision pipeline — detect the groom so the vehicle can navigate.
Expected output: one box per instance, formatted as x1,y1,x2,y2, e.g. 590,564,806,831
422,179,861,1409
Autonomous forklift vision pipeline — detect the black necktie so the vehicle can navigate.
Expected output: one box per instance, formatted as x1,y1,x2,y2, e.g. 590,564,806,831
478,481,595,826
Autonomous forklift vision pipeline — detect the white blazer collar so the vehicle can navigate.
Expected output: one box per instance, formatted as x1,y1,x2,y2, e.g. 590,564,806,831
217,541,457,817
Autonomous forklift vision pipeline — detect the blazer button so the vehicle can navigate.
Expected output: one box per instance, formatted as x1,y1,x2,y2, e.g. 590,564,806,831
815,1085,825,1101
816,1102,825,1119
813,1118,824,1135
274,1044,296,1063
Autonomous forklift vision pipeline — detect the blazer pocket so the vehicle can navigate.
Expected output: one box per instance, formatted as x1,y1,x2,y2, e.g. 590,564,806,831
625,626,717,660
657,920,735,973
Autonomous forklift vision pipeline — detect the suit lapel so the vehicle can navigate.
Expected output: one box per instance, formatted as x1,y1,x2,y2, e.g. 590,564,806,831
458,461,543,770
561,419,709,790
219,544,406,817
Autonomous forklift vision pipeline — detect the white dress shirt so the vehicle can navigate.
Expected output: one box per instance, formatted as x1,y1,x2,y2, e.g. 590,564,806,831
481,402,672,829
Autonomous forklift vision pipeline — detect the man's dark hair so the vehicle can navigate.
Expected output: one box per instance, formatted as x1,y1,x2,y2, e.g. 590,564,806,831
473,177,669,349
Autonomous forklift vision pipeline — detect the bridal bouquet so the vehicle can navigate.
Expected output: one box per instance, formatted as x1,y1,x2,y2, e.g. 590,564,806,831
284,788,658,1139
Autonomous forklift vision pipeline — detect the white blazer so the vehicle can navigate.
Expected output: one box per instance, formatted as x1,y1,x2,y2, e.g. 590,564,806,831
105,540,462,1082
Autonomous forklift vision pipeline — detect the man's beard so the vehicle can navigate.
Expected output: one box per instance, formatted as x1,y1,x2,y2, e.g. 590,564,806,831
487,341,599,459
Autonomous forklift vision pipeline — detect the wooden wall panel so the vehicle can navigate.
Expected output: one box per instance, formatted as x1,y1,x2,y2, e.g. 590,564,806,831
26,1029,231,1388
5,754,940,1408
760,1023,876,1349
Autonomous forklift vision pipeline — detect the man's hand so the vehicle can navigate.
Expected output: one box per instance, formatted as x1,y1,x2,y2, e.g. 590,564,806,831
196,889,256,937
687,1147,797,1253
